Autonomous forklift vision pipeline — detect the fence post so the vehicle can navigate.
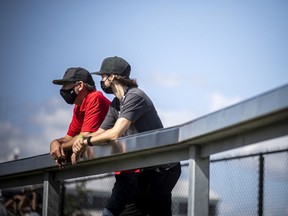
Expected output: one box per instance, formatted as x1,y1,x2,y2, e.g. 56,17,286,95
187,146,210,216
42,172,61,216
258,154,264,216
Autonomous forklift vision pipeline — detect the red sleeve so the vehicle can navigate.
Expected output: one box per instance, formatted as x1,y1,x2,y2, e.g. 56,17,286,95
81,92,110,133
67,106,81,137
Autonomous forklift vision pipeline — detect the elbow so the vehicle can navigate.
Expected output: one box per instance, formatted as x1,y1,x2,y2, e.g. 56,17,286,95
110,129,123,141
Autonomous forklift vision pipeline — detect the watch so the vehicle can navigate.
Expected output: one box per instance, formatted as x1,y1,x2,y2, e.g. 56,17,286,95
86,136,93,146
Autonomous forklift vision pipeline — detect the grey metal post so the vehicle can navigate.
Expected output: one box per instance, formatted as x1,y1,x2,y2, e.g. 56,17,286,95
42,172,61,216
187,146,210,216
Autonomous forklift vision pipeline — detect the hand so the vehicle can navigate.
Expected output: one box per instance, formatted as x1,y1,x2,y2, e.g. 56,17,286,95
50,140,65,160
71,152,79,165
50,140,66,168
50,140,65,159
72,136,87,155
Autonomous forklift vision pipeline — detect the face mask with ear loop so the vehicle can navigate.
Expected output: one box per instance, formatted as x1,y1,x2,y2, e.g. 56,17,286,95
60,83,78,104
100,76,114,94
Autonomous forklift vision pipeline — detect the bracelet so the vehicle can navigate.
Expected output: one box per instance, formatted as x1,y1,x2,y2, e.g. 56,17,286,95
87,136,93,146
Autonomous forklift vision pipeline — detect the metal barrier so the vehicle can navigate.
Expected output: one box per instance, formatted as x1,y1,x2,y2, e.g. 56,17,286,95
1,84,288,216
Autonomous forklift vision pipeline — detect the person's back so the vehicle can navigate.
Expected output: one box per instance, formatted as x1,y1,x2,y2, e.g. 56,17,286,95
72,57,181,216
102,87,162,135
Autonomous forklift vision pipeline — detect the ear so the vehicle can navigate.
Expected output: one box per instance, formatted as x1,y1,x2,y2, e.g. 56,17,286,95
78,81,84,91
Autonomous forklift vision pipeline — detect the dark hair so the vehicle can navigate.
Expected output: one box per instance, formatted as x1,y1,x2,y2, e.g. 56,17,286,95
75,81,96,92
114,75,138,88
84,83,96,92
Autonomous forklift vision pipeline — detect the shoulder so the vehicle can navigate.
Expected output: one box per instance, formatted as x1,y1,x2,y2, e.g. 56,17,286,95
87,90,104,98
87,90,110,102
126,87,146,98
128,87,144,94
125,88,151,103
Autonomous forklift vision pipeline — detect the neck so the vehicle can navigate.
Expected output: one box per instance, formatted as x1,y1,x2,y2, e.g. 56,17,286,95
114,84,128,100
75,87,89,106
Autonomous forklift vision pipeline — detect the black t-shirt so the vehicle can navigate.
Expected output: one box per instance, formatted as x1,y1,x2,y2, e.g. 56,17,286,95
100,87,163,136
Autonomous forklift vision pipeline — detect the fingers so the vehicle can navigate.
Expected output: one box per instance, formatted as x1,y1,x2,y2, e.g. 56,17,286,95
55,159,65,169
80,149,88,159
60,146,66,158
50,141,63,160
51,152,61,160
72,137,86,155
71,153,78,165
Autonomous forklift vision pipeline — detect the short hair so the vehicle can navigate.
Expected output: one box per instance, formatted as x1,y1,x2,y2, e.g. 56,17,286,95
75,81,96,92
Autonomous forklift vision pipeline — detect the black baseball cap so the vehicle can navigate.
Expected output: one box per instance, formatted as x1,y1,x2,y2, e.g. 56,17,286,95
53,67,95,86
92,56,131,78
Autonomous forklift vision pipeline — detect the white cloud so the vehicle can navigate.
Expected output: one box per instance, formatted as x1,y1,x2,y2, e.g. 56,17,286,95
209,92,242,112
0,122,23,162
31,107,71,131
0,97,72,161
158,109,198,128
158,92,242,127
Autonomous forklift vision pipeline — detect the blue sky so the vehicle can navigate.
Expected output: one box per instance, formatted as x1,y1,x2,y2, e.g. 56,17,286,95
0,0,288,161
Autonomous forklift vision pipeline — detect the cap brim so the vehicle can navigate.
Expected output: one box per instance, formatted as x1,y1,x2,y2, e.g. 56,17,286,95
91,71,103,75
52,79,71,85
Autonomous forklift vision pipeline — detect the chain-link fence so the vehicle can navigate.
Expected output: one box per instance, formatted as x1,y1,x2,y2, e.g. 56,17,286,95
210,149,288,216
1,149,287,215
59,149,288,216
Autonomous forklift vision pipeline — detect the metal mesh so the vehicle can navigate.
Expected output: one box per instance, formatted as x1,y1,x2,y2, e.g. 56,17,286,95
210,157,259,216
61,149,288,216
210,150,288,216
262,152,288,215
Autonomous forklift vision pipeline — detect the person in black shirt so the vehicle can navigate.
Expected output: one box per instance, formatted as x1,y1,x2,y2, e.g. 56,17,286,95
72,56,181,216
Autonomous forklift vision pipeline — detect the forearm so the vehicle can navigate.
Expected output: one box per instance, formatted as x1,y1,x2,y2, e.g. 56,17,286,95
86,128,117,146
62,132,93,150
86,119,131,146
61,137,76,150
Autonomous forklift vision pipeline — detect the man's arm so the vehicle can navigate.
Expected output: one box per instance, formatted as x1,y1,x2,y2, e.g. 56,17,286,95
61,132,93,150
50,132,94,167
50,135,73,161
72,118,131,164
91,118,131,143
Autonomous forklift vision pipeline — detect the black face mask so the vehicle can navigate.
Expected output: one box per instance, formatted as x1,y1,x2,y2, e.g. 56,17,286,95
100,79,113,94
60,88,78,105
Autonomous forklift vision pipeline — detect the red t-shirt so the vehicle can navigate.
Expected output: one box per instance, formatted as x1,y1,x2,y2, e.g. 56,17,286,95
67,90,111,136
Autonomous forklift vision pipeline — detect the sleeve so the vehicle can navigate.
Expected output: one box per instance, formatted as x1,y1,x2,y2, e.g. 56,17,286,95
81,95,108,133
67,106,81,137
100,99,118,130
120,94,149,123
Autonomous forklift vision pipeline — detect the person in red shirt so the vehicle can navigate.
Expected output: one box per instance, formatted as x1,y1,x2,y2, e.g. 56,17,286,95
50,67,110,168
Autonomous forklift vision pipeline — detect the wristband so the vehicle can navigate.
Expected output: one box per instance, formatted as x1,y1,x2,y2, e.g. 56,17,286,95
87,136,93,146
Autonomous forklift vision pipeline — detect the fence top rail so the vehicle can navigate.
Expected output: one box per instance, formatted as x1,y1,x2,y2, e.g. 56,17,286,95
1,83,288,181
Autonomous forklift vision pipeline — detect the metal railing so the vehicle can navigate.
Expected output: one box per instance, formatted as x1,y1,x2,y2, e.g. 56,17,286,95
1,84,288,216
58,148,288,216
